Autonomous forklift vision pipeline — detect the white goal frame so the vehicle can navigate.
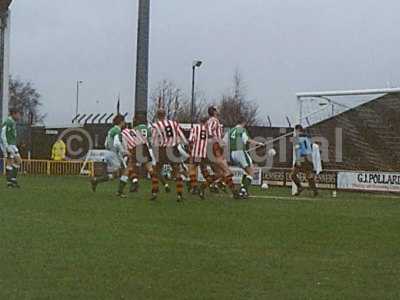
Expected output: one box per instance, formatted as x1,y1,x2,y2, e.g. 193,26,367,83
296,87,400,126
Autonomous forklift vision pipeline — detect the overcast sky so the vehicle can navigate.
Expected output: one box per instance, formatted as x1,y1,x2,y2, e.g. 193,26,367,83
9,0,400,125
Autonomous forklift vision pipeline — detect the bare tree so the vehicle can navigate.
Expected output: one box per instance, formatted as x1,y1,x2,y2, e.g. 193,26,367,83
218,70,259,127
148,80,182,121
9,77,45,124
149,79,209,123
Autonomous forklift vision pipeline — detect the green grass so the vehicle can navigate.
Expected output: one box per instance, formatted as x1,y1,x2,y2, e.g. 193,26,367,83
1,176,399,300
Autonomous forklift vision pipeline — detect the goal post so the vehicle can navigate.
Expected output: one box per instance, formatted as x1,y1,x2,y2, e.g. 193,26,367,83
296,87,400,127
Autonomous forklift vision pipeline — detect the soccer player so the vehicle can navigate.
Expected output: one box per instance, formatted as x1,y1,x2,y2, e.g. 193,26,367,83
207,106,237,197
152,109,188,202
228,118,264,198
291,124,318,197
0,108,22,188
122,120,159,200
188,117,215,199
134,114,171,194
91,114,129,198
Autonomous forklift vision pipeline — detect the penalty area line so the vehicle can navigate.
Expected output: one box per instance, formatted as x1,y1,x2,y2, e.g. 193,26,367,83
249,195,321,201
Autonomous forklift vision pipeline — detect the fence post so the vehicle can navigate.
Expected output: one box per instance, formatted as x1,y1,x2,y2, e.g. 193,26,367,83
47,161,51,176
89,161,94,177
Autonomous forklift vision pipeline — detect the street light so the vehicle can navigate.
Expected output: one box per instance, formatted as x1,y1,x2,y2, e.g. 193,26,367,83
191,60,203,127
75,80,83,118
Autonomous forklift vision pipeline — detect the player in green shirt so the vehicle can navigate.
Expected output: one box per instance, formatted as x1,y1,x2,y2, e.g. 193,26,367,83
91,114,129,198
227,118,263,198
1,108,22,188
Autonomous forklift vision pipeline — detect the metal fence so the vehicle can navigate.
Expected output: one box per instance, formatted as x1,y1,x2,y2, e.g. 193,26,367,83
1,159,94,177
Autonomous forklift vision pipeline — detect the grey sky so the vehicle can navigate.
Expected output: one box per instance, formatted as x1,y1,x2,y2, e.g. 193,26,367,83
9,0,400,125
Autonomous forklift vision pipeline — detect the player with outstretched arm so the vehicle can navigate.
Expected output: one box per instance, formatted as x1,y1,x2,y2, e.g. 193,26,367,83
227,117,264,199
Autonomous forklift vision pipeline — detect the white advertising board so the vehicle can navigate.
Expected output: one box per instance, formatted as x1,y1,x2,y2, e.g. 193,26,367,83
338,171,400,193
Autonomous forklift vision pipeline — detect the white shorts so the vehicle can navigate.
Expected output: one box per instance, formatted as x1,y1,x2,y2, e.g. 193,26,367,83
231,150,253,169
1,144,20,159
104,150,126,173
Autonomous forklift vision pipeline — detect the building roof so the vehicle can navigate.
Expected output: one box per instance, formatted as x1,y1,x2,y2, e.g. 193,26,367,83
0,0,12,11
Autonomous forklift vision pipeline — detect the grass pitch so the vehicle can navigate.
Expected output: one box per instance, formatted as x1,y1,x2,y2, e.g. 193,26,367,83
1,176,399,299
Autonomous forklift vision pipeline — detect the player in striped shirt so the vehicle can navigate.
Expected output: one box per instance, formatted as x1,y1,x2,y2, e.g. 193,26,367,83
135,116,172,194
152,109,188,202
121,117,159,200
188,117,215,199
207,106,237,197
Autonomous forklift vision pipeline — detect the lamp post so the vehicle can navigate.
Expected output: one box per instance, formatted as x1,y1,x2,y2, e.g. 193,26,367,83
75,80,83,118
191,60,202,127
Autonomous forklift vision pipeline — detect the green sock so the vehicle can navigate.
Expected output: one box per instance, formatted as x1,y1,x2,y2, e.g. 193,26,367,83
118,176,128,194
11,166,18,183
243,176,252,191
6,167,12,183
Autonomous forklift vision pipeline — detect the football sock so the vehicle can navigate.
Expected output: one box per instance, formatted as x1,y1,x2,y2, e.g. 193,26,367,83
308,177,317,192
189,171,197,190
6,166,13,183
118,176,129,194
176,176,184,195
224,174,235,192
11,165,19,183
201,168,213,189
149,170,159,193
243,176,253,190
291,173,302,189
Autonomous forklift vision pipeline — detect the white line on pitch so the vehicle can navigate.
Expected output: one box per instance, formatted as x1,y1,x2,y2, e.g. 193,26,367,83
249,195,321,201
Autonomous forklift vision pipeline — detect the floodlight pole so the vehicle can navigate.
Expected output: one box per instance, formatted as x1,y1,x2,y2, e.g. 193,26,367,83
0,0,12,125
134,0,151,121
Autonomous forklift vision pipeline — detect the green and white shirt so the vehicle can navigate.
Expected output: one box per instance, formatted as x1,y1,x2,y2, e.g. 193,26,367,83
135,123,152,145
105,125,122,152
1,116,17,146
228,126,249,152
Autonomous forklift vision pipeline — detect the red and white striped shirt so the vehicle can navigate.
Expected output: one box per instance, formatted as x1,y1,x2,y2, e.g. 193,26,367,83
208,117,223,142
152,119,187,147
122,128,147,151
189,123,208,159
